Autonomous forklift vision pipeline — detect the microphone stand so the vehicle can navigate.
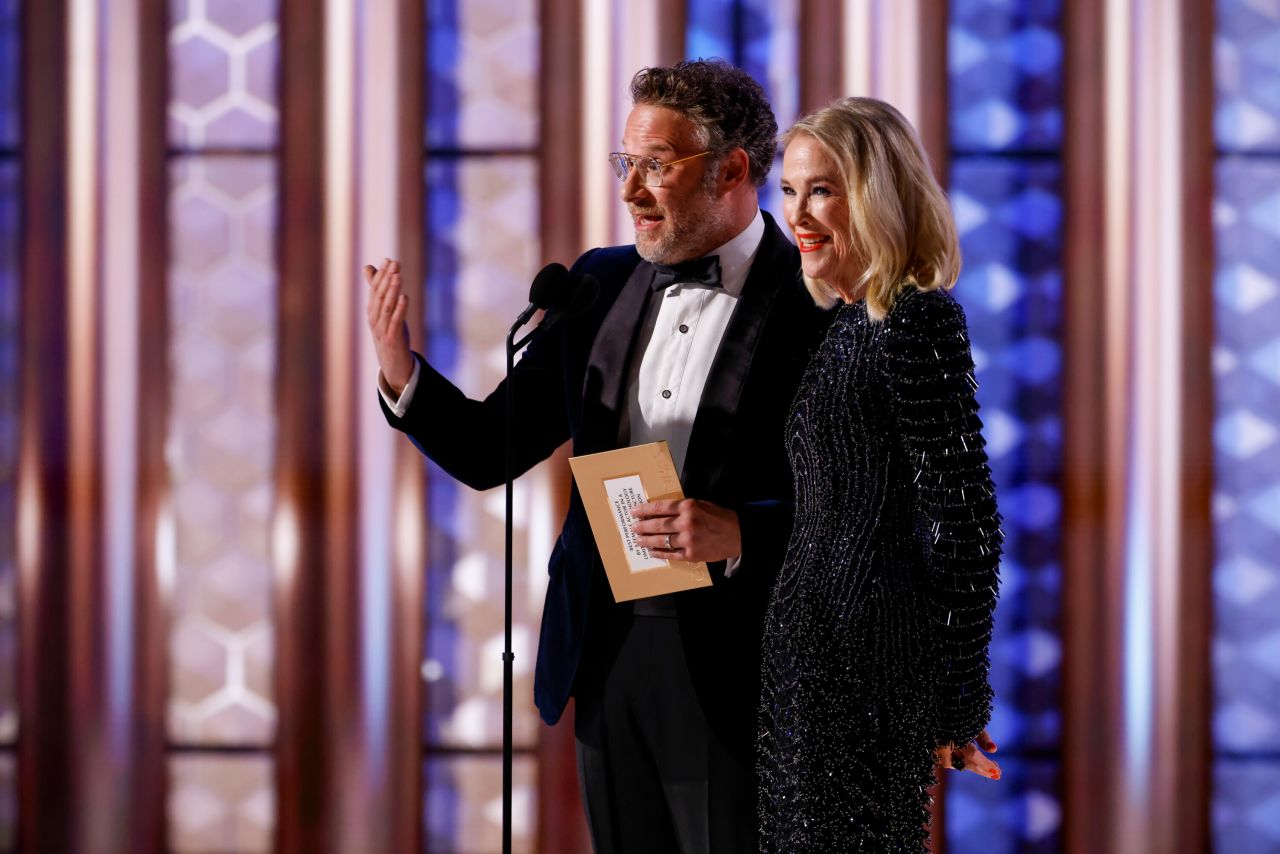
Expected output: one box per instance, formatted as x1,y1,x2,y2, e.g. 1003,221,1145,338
499,275,591,853
502,322,518,854
502,313,547,854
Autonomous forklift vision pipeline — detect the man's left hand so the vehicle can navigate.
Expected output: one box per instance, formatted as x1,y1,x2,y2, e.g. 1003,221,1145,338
631,499,741,563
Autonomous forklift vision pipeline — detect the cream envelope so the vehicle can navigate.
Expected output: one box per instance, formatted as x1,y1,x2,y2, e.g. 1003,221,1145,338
568,441,713,602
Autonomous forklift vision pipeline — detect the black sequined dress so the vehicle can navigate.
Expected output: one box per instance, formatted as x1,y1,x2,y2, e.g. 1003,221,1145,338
758,288,1002,852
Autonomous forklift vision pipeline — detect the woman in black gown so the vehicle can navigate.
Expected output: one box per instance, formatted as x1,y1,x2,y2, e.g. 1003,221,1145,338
757,97,1003,851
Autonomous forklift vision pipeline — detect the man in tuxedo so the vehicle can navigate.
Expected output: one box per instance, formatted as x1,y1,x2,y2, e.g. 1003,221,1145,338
365,59,830,853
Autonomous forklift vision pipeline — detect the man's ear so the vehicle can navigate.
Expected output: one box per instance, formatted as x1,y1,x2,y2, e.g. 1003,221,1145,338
719,148,752,191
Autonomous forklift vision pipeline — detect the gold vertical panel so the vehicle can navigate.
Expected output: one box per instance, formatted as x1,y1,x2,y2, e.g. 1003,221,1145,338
354,0,426,849
1063,1,1215,852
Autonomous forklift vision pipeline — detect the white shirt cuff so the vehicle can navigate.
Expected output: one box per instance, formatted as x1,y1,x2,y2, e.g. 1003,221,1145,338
724,555,742,578
378,359,421,418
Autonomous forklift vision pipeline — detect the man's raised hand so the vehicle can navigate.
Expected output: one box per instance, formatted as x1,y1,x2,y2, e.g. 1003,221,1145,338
364,259,414,395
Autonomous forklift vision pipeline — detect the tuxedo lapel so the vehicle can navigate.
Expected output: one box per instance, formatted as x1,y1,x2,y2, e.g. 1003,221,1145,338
681,214,796,495
577,261,656,454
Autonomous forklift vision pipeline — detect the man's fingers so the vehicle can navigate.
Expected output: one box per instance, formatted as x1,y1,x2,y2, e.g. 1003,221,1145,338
366,261,393,324
631,516,680,535
632,499,683,519
384,273,402,314
370,269,405,337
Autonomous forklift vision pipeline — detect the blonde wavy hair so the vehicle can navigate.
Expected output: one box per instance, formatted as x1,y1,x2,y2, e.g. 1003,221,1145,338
782,97,961,319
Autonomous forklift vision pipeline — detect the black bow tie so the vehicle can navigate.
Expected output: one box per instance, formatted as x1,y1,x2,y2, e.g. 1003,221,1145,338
650,255,723,291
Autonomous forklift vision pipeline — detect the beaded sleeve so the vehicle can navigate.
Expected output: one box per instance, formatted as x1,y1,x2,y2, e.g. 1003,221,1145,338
885,289,1002,748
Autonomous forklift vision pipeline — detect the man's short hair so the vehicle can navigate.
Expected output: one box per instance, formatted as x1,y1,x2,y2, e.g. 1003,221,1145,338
629,59,777,187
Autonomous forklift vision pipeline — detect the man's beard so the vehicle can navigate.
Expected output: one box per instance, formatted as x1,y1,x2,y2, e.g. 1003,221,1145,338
632,190,731,264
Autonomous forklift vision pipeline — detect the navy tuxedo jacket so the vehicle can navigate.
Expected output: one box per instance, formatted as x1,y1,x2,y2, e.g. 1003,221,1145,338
381,212,831,757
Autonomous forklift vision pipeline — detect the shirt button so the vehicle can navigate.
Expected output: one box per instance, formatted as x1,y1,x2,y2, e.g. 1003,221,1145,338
661,389,672,399
679,324,689,333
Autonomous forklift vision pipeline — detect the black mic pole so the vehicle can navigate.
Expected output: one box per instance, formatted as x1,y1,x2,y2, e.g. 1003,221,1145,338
501,272,597,854
503,321,517,854
499,265,559,854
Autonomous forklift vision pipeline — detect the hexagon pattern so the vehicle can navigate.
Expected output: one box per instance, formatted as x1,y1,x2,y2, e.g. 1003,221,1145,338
685,0,797,220
425,756,536,854
1217,0,1280,153
1213,153,1280,849
947,1,1064,850
169,756,273,853
170,0,279,149
686,0,798,129
423,155,548,845
947,157,1064,854
0,0,17,148
168,156,277,748
422,156,542,748
426,0,538,149
951,0,1062,152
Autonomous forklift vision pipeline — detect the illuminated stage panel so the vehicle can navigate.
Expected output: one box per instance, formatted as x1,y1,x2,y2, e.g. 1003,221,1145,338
169,754,273,853
425,755,536,854
1217,0,1280,154
1213,760,1280,852
426,0,538,150
0,756,10,850
0,0,16,840
684,0,796,222
946,757,1059,854
947,156,1063,853
947,1,1064,849
422,156,544,753
167,156,278,747
0,0,15,148
169,0,279,149
950,0,1063,152
1213,156,1280,851
0,165,15,747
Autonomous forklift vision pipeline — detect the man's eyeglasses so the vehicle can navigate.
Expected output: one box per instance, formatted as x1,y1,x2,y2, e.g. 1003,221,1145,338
608,150,712,188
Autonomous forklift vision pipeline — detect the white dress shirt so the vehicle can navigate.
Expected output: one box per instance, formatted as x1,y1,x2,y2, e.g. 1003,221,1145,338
380,209,766,571
625,209,763,476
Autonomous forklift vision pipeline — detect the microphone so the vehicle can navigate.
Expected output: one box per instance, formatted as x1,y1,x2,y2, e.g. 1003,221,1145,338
543,274,599,325
511,262,570,331
509,266,600,352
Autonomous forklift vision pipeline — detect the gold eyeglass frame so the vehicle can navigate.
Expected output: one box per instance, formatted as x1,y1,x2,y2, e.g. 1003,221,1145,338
607,150,712,187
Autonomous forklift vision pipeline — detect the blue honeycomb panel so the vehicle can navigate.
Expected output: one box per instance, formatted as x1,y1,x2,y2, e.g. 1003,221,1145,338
950,0,1063,152
1217,0,1280,154
946,156,1063,853
1213,156,1280,853
0,0,16,148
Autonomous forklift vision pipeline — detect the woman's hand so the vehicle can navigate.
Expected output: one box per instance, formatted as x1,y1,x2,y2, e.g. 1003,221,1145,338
936,730,1001,781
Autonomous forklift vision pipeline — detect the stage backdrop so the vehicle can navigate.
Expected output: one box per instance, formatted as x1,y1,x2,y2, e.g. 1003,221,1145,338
0,0,1270,853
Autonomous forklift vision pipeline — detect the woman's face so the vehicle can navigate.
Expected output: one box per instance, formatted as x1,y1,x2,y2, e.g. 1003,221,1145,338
781,135,856,298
